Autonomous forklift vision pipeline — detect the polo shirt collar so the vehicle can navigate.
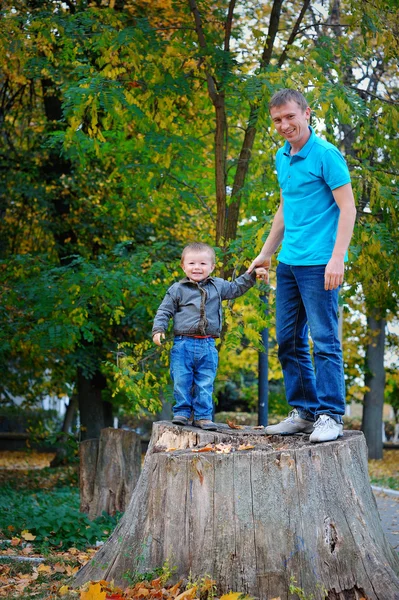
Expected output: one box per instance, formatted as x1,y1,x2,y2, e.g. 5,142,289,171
283,126,316,159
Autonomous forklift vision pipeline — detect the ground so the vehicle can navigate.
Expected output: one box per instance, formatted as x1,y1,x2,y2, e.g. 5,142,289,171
0,447,397,599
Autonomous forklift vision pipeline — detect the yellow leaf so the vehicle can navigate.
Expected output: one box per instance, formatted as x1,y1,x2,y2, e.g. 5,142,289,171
59,585,71,596
220,594,253,600
175,587,198,600
80,582,106,600
21,530,36,541
37,564,52,573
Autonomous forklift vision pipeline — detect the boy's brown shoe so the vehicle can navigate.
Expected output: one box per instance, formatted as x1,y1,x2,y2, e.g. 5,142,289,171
172,415,190,426
193,419,217,431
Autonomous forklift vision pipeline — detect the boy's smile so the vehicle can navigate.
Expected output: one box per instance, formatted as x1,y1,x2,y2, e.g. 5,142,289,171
181,250,215,282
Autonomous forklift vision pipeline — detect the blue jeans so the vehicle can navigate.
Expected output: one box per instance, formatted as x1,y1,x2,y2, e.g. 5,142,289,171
276,262,345,424
170,336,218,420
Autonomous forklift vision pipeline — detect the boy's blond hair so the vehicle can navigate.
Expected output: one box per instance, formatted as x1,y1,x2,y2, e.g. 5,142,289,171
181,242,216,264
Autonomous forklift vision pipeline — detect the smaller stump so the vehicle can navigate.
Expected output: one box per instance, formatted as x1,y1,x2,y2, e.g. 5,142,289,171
79,427,141,519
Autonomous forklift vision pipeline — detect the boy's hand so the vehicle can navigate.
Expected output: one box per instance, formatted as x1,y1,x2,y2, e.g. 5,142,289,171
153,332,165,346
254,267,269,284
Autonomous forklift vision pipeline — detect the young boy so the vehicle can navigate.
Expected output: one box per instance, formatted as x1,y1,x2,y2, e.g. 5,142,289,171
152,242,267,430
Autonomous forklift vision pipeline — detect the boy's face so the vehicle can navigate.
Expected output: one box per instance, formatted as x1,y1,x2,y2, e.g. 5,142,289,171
181,250,215,282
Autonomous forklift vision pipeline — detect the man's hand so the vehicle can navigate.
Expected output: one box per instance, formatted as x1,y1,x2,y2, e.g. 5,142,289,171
324,257,344,290
248,255,271,284
153,332,165,346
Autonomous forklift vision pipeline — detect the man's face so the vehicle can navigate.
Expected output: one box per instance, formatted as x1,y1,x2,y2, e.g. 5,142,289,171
270,100,311,150
181,250,215,282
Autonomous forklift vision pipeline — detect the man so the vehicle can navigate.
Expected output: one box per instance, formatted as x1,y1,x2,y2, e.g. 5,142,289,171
248,88,357,443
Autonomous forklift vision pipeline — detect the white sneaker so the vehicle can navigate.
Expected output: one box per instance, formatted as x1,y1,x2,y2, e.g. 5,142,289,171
265,409,314,435
309,414,343,443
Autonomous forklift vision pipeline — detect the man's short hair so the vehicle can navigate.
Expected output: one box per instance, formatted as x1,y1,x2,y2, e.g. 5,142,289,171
269,89,309,112
181,242,216,263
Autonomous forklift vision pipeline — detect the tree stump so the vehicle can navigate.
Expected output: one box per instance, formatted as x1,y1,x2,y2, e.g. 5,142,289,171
74,422,399,599
79,427,141,520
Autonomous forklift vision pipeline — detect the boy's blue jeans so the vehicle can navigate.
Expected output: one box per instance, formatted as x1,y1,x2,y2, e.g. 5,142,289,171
170,336,218,420
276,262,345,424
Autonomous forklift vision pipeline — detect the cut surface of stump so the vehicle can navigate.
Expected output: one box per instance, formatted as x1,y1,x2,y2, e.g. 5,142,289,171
74,422,399,600
79,427,141,519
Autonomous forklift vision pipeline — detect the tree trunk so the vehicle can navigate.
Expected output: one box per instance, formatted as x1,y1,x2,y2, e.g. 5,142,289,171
362,310,386,460
49,395,79,467
79,427,141,520
74,422,399,599
79,428,141,519
77,368,110,440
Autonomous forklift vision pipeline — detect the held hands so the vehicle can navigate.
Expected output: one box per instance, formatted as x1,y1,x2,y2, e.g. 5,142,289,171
248,255,271,285
324,257,345,290
153,332,165,346
254,267,269,282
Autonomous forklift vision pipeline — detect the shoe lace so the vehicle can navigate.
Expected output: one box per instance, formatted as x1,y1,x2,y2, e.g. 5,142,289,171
285,409,300,422
314,415,335,430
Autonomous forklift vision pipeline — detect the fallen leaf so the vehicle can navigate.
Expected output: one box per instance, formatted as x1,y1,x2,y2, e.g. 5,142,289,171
10,537,21,546
21,530,36,541
270,597,282,600
215,443,232,454
37,563,52,573
80,582,107,600
192,444,214,453
150,577,162,589
59,585,71,596
227,420,243,430
136,587,150,596
53,562,67,573
167,579,183,595
66,565,80,576
166,447,177,452
252,426,264,429
238,444,254,451
175,586,198,600
220,594,252,600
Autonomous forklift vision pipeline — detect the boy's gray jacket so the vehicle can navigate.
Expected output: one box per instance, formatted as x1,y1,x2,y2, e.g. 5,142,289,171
152,271,257,338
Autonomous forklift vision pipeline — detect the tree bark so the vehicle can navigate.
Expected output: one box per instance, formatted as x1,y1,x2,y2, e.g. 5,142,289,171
74,422,399,599
362,310,386,460
79,427,141,520
77,368,110,441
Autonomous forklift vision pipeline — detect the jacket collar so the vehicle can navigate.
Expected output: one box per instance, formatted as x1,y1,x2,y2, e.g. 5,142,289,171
180,276,214,285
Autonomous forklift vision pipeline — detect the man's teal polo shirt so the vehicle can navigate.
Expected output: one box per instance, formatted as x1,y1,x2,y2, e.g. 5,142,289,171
276,126,351,266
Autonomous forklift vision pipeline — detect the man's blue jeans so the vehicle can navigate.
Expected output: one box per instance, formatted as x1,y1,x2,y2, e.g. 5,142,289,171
170,336,218,420
276,262,345,424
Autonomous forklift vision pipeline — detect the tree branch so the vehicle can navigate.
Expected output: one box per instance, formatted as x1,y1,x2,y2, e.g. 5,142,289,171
224,0,237,52
261,0,284,67
277,0,312,67
187,0,219,103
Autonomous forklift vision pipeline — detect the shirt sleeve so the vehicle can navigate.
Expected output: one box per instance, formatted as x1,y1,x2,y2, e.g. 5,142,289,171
218,271,257,300
152,287,178,335
321,147,351,191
